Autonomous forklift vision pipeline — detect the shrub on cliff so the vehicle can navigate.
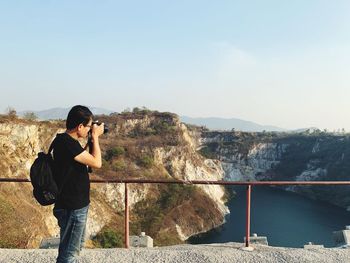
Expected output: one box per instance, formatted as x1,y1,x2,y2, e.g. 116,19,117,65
152,121,177,134
132,106,152,115
105,146,125,161
23,112,38,121
92,227,123,248
137,155,154,168
132,184,196,243
113,160,126,171
5,107,17,120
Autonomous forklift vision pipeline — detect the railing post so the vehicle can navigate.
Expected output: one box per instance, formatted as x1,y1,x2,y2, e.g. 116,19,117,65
245,184,251,248
124,183,129,249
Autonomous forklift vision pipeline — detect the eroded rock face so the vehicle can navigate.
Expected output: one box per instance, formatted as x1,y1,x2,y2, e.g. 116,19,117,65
221,143,287,181
4,114,350,248
105,114,229,240
4,114,350,247
0,121,62,247
0,116,229,247
0,121,130,247
151,122,229,240
200,132,288,181
200,131,350,209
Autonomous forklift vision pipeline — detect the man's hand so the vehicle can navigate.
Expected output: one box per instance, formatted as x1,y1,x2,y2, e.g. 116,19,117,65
76,122,103,168
91,123,104,139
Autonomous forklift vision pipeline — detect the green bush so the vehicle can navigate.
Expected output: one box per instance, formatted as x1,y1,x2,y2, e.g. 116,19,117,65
93,228,123,248
159,184,195,208
132,107,152,115
113,160,126,171
144,127,157,136
133,199,164,237
152,121,176,134
101,159,110,170
138,155,154,168
105,147,125,161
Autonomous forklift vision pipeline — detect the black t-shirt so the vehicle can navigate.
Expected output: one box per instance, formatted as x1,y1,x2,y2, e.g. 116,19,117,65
52,133,89,209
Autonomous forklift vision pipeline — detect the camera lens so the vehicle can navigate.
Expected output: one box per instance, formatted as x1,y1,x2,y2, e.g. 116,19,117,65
103,124,109,134
91,121,108,134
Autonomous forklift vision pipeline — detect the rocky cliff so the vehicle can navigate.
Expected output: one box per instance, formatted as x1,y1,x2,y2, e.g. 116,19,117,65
0,117,118,248
199,130,350,210
3,111,348,249
0,112,228,248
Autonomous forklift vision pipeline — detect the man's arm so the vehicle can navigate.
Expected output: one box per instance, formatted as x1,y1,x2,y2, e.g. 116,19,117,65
74,124,104,168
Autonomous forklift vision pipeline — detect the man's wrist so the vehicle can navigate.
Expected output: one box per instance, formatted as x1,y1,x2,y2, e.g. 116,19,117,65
92,135,99,142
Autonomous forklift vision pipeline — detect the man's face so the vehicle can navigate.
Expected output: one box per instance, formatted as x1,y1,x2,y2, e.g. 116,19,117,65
78,119,92,138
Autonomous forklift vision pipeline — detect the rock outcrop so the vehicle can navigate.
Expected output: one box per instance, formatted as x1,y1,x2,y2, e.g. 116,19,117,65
200,131,350,209
3,112,348,249
0,114,228,248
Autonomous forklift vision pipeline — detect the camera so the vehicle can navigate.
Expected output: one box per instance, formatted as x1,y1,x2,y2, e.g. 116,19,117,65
92,121,109,134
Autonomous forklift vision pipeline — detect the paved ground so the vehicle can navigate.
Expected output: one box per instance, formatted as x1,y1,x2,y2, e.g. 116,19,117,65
1,243,350,263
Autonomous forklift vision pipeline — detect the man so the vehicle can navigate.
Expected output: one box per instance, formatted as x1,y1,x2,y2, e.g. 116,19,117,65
52,105,104,263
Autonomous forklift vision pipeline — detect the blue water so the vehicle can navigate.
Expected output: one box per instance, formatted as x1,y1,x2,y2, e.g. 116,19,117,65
189,186,350,247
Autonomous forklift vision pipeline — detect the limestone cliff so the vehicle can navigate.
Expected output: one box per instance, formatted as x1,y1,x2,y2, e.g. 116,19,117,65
0,113,228,248
96,113,228,242
199,131,350,210
0,118,115,248
3,112,348,248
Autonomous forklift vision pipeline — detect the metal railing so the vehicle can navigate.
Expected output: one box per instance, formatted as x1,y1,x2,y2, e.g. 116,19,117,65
1,177,350,248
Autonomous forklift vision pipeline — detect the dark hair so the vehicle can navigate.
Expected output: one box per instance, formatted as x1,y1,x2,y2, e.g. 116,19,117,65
66,105,93,130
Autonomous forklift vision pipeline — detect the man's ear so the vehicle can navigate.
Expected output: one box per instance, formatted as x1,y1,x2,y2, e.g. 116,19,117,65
77,123,84,131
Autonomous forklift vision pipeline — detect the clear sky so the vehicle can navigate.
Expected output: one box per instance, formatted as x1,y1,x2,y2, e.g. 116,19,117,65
1,1,350,130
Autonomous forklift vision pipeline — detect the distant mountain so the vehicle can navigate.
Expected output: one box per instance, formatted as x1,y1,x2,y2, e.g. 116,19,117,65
18,107,114,120
180,116,287,132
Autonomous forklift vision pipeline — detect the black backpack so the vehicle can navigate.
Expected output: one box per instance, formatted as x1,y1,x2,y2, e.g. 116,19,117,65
30,139,59,206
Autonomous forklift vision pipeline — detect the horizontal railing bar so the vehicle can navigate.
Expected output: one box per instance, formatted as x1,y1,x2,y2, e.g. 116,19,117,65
0,178,31,182
1,177,350,249
1,178,350,185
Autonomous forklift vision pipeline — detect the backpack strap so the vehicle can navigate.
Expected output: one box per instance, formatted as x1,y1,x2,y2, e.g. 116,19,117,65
48,138,56,154
47,135,70,198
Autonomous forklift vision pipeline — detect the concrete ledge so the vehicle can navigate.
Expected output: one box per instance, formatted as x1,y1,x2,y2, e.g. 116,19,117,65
304,244,325,249
1,242,350,263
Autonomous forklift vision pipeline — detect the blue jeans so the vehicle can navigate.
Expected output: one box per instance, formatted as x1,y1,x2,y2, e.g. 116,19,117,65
53,205,89,263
